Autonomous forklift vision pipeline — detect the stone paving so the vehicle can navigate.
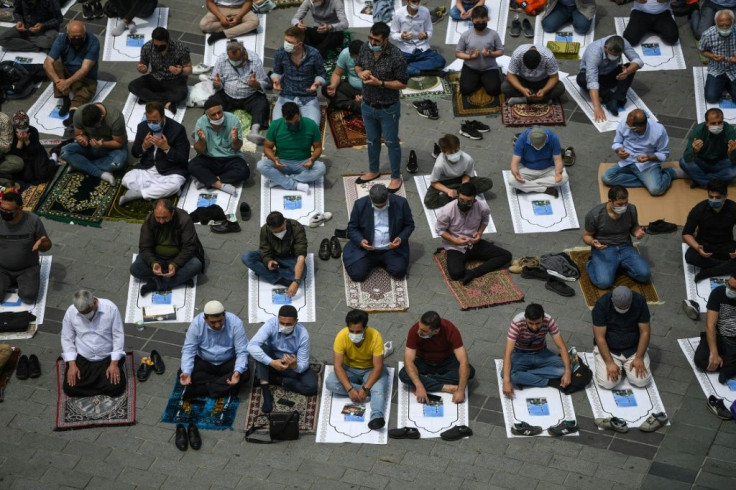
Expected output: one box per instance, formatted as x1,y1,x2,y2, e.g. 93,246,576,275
1,2,736,489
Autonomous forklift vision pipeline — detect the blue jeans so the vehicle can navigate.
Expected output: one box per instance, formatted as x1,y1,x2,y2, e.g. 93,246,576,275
691,1,729,40
362,101,401,178
398,355,475,392
450,2,477,21
586,244,651,289
60,143,128,178
705,73,736,104
254,347,318,395
602,163,675,196
129,254,202,291
510,348,565,387
241,251,299,285
272,96,321,125
256,157,326,190
679,156,736,188
541,4,593,35
325,365,389,420
402,49,446,77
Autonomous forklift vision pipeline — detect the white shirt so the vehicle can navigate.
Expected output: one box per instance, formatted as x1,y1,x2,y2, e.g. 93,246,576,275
61,298,126,362
373,204,391,250
390,5,433,53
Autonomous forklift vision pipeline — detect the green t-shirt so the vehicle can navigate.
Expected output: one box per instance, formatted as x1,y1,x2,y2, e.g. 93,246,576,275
154,224,179,259
73,104,126,140
266,117,320,162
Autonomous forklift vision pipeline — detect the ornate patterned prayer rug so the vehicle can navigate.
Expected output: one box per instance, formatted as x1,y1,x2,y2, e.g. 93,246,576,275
327,108,368,149
104,186,178,224
447,72,503,117
400,75,452,100
20,183,49,212
501,100,566,127
161,377,240,430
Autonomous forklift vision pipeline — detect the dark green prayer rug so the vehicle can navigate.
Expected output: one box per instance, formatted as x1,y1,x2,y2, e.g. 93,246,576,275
161,378,240,430
104,185,178,224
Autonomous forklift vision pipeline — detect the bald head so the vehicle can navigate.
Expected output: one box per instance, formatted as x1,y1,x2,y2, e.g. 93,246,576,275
626,109,648,134
153,199,175,224
67,20,85,37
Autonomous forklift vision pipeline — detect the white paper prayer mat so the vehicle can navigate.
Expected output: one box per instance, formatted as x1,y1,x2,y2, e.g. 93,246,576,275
413,174,497,239
562,73,657,133
124,254,197,324
345,0,403,28
247,254,316,323
614,17,686,72
502,170,579,234
177,179,243,219
494,359,578,438
396,361,469,438
102,8,169,62
693,66,736,125
679,337,736,406
582,352,668,428
0,48,47,64
0,256,52,326
0,322,38,341
27,80,116,137
203,14,266,67
681,243,729,312
259,175,324,227
316,365,395,444
445,0,509,45
533,15,595,59
121,92,186,142
0,0,75,28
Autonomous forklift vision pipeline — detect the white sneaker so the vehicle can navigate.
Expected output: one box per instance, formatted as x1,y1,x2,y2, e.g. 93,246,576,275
192,63,212,75
309,211,333,228
383,341,394,359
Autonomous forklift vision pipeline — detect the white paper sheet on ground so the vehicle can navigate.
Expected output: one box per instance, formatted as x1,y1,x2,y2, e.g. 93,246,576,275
316,365,395,444
124,254,197,324
614,17,685,71
0,256,52,325
562,73,656,133
413,174,497,238
680,242,729,312
27,81,116,137
502,170,579,234
102,8,169,62
177,179,243,219
121,92,186,142
679,337,736,405
396,361,469,438
445,0,509,45
693,66,736,125
203,14,266,66
248,254,316,323
533,15,595,58
443,58,463,72
0,0,75,28
494,359,578,438
581,352,668,428
260,175,324,227
0,47,47,64
345,0,403,28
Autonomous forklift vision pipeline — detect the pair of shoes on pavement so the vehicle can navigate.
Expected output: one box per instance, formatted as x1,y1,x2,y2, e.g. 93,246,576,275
175,423,202,451
137,350,165,381
310,211,333,228
430,6,446,24
319,236,341,260
459,120,490,140
82,0,104,20
682,299,701,321
413,100,439,120
707,395,734,420
16,354,41,380
509,14,534,38
210,220,241,234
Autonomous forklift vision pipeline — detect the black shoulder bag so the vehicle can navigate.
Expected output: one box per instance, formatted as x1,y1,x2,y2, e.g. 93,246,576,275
244,411,300,443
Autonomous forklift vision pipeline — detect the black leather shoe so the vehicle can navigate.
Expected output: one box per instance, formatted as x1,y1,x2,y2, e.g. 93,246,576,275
150,350,165,375
239,202,251,221
319,238,331,261
28,354,41,378
16,355,29,380
137,360,152,382
334,228,348,239
330,236,342,258
175,424,188,451
368,417,385,430
355,174,381,184
407,150,418,174
188,423,202,450
210,221,241,233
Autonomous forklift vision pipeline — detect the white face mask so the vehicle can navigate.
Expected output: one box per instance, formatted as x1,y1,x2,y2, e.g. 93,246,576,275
408,1,420,10
279,324,295,335
614,306,629,314
273,230,287,240
284,41,296,53
607,53,619,61
208,117,224,127
446,151,462,163
311,0,323,5
726,287,736,299
719,28,733,37
418,332,434,339
708,125,724,135
612,205,628,215
348,332,365,343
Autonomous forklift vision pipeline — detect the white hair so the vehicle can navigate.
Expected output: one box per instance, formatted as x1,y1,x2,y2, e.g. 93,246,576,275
73,289,95,312
716,9,734,24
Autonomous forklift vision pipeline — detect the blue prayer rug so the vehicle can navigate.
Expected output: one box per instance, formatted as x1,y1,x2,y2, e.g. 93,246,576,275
161,378,240,430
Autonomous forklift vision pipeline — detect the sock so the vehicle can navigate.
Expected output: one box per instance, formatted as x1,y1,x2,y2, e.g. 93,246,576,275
250,124,260,134
219,183,237,196
261,384,273,413
296,183,310,194
207,31,226,45
100,172,115,185
118,189,143,205
140,281,157,296
194,179,207,190
544,187,559,198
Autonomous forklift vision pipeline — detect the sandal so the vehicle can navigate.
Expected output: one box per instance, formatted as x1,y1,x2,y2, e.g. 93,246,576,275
639,412,668,432
511,421,543,436
388,427,420,439
440,425,473,441
595,417,629,433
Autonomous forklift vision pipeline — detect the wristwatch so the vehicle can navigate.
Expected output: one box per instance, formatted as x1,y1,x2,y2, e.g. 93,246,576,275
362,385,370,392
293,278,302,285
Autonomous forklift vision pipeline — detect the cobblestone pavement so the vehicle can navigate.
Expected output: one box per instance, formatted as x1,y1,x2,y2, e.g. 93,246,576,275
1,2,735,489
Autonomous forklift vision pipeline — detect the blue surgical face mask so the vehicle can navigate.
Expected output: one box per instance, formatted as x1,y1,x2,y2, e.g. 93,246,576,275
284,41,296,53
147,122,162,132
228,58,243,67
446,151,462,163
726,286,736,299
369,42,383,52
709,198,724,208
348,332,365,343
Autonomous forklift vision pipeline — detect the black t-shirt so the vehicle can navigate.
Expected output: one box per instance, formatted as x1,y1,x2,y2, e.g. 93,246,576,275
682,199,736,246
592,291,650,356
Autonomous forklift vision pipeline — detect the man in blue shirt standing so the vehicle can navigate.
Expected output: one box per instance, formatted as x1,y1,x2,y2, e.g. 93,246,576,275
179,300,249,398
247,305,317,413
507,127,568,198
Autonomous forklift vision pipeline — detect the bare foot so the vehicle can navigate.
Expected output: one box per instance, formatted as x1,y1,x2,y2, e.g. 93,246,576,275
212,180,223,190
441,384,459,393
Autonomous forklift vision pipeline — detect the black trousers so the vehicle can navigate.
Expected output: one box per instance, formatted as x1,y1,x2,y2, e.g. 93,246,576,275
187,155,250,187
446,240,512,281
304,27,344,58
460,65,501,96
128,74,188,105
210,91,270,127
576,64,635,104
623,10,679,46
685,241,736,279
107,0,158,21
187,356,249,397
694,332,736,381
63,355,127,397
501,75,566,101
323,80,362,114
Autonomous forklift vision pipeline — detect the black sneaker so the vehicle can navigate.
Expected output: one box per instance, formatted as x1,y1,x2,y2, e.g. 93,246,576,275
82,1,94,19
413,100,439,120
430,7,445,24
92,0,104,18
407,150,418,173
432,142,441,159
547,420,579,436
459,121,482,140
682,299,700,321
522,18,534,38
707,395,733,420
466,120,490,133
510,17,521,37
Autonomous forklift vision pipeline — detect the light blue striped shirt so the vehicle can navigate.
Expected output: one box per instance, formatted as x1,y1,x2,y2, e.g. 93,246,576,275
181,312,249,374
580,35,643,91
612,118,670,171
247,317,311,373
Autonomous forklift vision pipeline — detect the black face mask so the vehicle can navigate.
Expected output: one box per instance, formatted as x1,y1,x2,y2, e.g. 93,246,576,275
473,22,487,31
69,36,85,49
0,210,16,221
457,201,473,212
154,43,167,52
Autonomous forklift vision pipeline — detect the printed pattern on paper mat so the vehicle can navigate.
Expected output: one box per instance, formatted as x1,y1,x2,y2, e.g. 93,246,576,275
562,74,656,133
37,165,118,227
260,176,324,227
582,352,668,428
103,8,169,61
400,76,452,100
27,81,116,137
567,246,661,309
681,242,730,312
345,0,402,28
0,255,52,326
533,16,595,60
679,337,736,406
502,170,579,233
55,353,136,430
204,14,266,66
316,365,394,444
495,359,578,438
244,362,323,434
694,66,736,125
614,17,685,71
413,174,496,239
501,100,566,127
396,361,468,438
248,254,316,323
434,250,524,310
177,179,243,218
446,71,503,117
161,377,240,430
121,92,186,142
0,47,47,64
124,254,197,324
445,0,509,44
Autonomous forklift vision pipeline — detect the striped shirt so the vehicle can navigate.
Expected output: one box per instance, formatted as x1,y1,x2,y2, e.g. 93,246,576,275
213,50,269,100
507,312,560,351
507,44,559,82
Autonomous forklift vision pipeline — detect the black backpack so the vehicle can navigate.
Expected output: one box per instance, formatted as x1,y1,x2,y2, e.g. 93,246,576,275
561,353,592,394
0,61,35,103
